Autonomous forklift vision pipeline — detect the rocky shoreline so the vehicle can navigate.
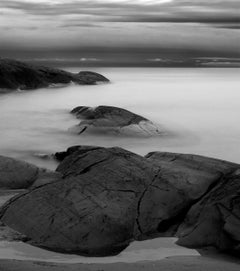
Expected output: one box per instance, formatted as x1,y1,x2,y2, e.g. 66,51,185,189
0,59,239,269
0,58,109,92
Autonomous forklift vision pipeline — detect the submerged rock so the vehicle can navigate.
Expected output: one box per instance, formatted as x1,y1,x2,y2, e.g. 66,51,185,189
0,58,109,92
1,147,239,256
70,105,162,137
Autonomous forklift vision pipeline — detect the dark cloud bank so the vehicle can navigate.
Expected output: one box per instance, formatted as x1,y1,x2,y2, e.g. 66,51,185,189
0,0,239,67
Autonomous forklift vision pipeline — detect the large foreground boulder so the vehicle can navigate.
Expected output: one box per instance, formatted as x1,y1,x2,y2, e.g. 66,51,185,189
70,105,162,137
0,147,239,256
0,58,109,92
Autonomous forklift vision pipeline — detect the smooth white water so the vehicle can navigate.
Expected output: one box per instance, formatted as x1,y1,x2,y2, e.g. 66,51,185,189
0,67,239,263
0,68,240,169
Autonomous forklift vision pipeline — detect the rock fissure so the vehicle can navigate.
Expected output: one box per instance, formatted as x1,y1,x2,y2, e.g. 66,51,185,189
135,168,162,235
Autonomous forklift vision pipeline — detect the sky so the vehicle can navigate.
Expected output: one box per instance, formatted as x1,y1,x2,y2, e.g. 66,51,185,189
0,0,240,66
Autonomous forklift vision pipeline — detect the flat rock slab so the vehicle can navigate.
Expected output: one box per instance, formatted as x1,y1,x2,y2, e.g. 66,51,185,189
70,106,162,137
0,147,239,256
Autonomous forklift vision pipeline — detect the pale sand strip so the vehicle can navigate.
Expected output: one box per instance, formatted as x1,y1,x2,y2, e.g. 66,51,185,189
0,256,239,271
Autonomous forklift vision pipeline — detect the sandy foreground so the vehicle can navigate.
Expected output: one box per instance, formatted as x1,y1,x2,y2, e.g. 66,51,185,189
0,256,239,271
0,191,239,271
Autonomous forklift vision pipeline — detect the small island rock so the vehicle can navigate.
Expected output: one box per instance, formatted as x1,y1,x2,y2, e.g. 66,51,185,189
70,105,162,137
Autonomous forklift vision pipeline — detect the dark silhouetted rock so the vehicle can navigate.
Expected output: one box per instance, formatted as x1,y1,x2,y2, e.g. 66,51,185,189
77,71,109,84
0,156,39,189
0,155,61,189
1,147,239,256
0,58,109,92
70,105,162,137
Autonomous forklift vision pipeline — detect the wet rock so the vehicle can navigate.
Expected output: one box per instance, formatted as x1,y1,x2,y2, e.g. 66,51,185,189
70,105,162,137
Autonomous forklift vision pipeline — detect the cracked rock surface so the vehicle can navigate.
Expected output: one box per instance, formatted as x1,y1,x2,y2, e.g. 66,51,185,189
0,146,239,256
70,105,162,137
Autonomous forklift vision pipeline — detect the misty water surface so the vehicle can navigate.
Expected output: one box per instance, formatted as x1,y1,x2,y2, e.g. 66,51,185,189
0,68,239,169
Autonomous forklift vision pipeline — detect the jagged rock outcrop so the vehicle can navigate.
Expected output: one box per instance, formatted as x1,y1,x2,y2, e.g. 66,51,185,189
0,58,109,92
70,106,162,137
0,147,239,256
0,155,61,189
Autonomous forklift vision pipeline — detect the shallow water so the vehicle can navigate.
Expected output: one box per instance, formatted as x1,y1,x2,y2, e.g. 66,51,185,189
0,67,239,169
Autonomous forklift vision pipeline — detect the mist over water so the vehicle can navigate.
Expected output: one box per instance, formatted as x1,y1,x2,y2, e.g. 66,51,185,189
0,67,239,170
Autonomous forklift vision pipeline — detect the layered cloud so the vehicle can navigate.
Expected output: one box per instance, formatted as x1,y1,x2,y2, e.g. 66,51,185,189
0,0,239,62
0,0,239,24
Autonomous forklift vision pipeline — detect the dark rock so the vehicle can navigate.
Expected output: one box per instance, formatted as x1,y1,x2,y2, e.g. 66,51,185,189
70,105,162,137
31,170,62,188
138,152,239,238
0,147,155,256
1,147,239,256
0,155,61,189
177,169,240,254
77,71,109,84
0,156,39,189
55,145,101,161
0,58,109,91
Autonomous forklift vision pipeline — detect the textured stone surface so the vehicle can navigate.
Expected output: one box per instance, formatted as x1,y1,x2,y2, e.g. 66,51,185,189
0,147,239,256
0,147,155,256
71,106,162,137
0,156,39,189
0,58,109,91
0,155,61,189
177,169,240,254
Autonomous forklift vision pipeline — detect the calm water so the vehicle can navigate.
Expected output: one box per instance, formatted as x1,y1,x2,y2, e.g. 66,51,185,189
0,67,239,169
